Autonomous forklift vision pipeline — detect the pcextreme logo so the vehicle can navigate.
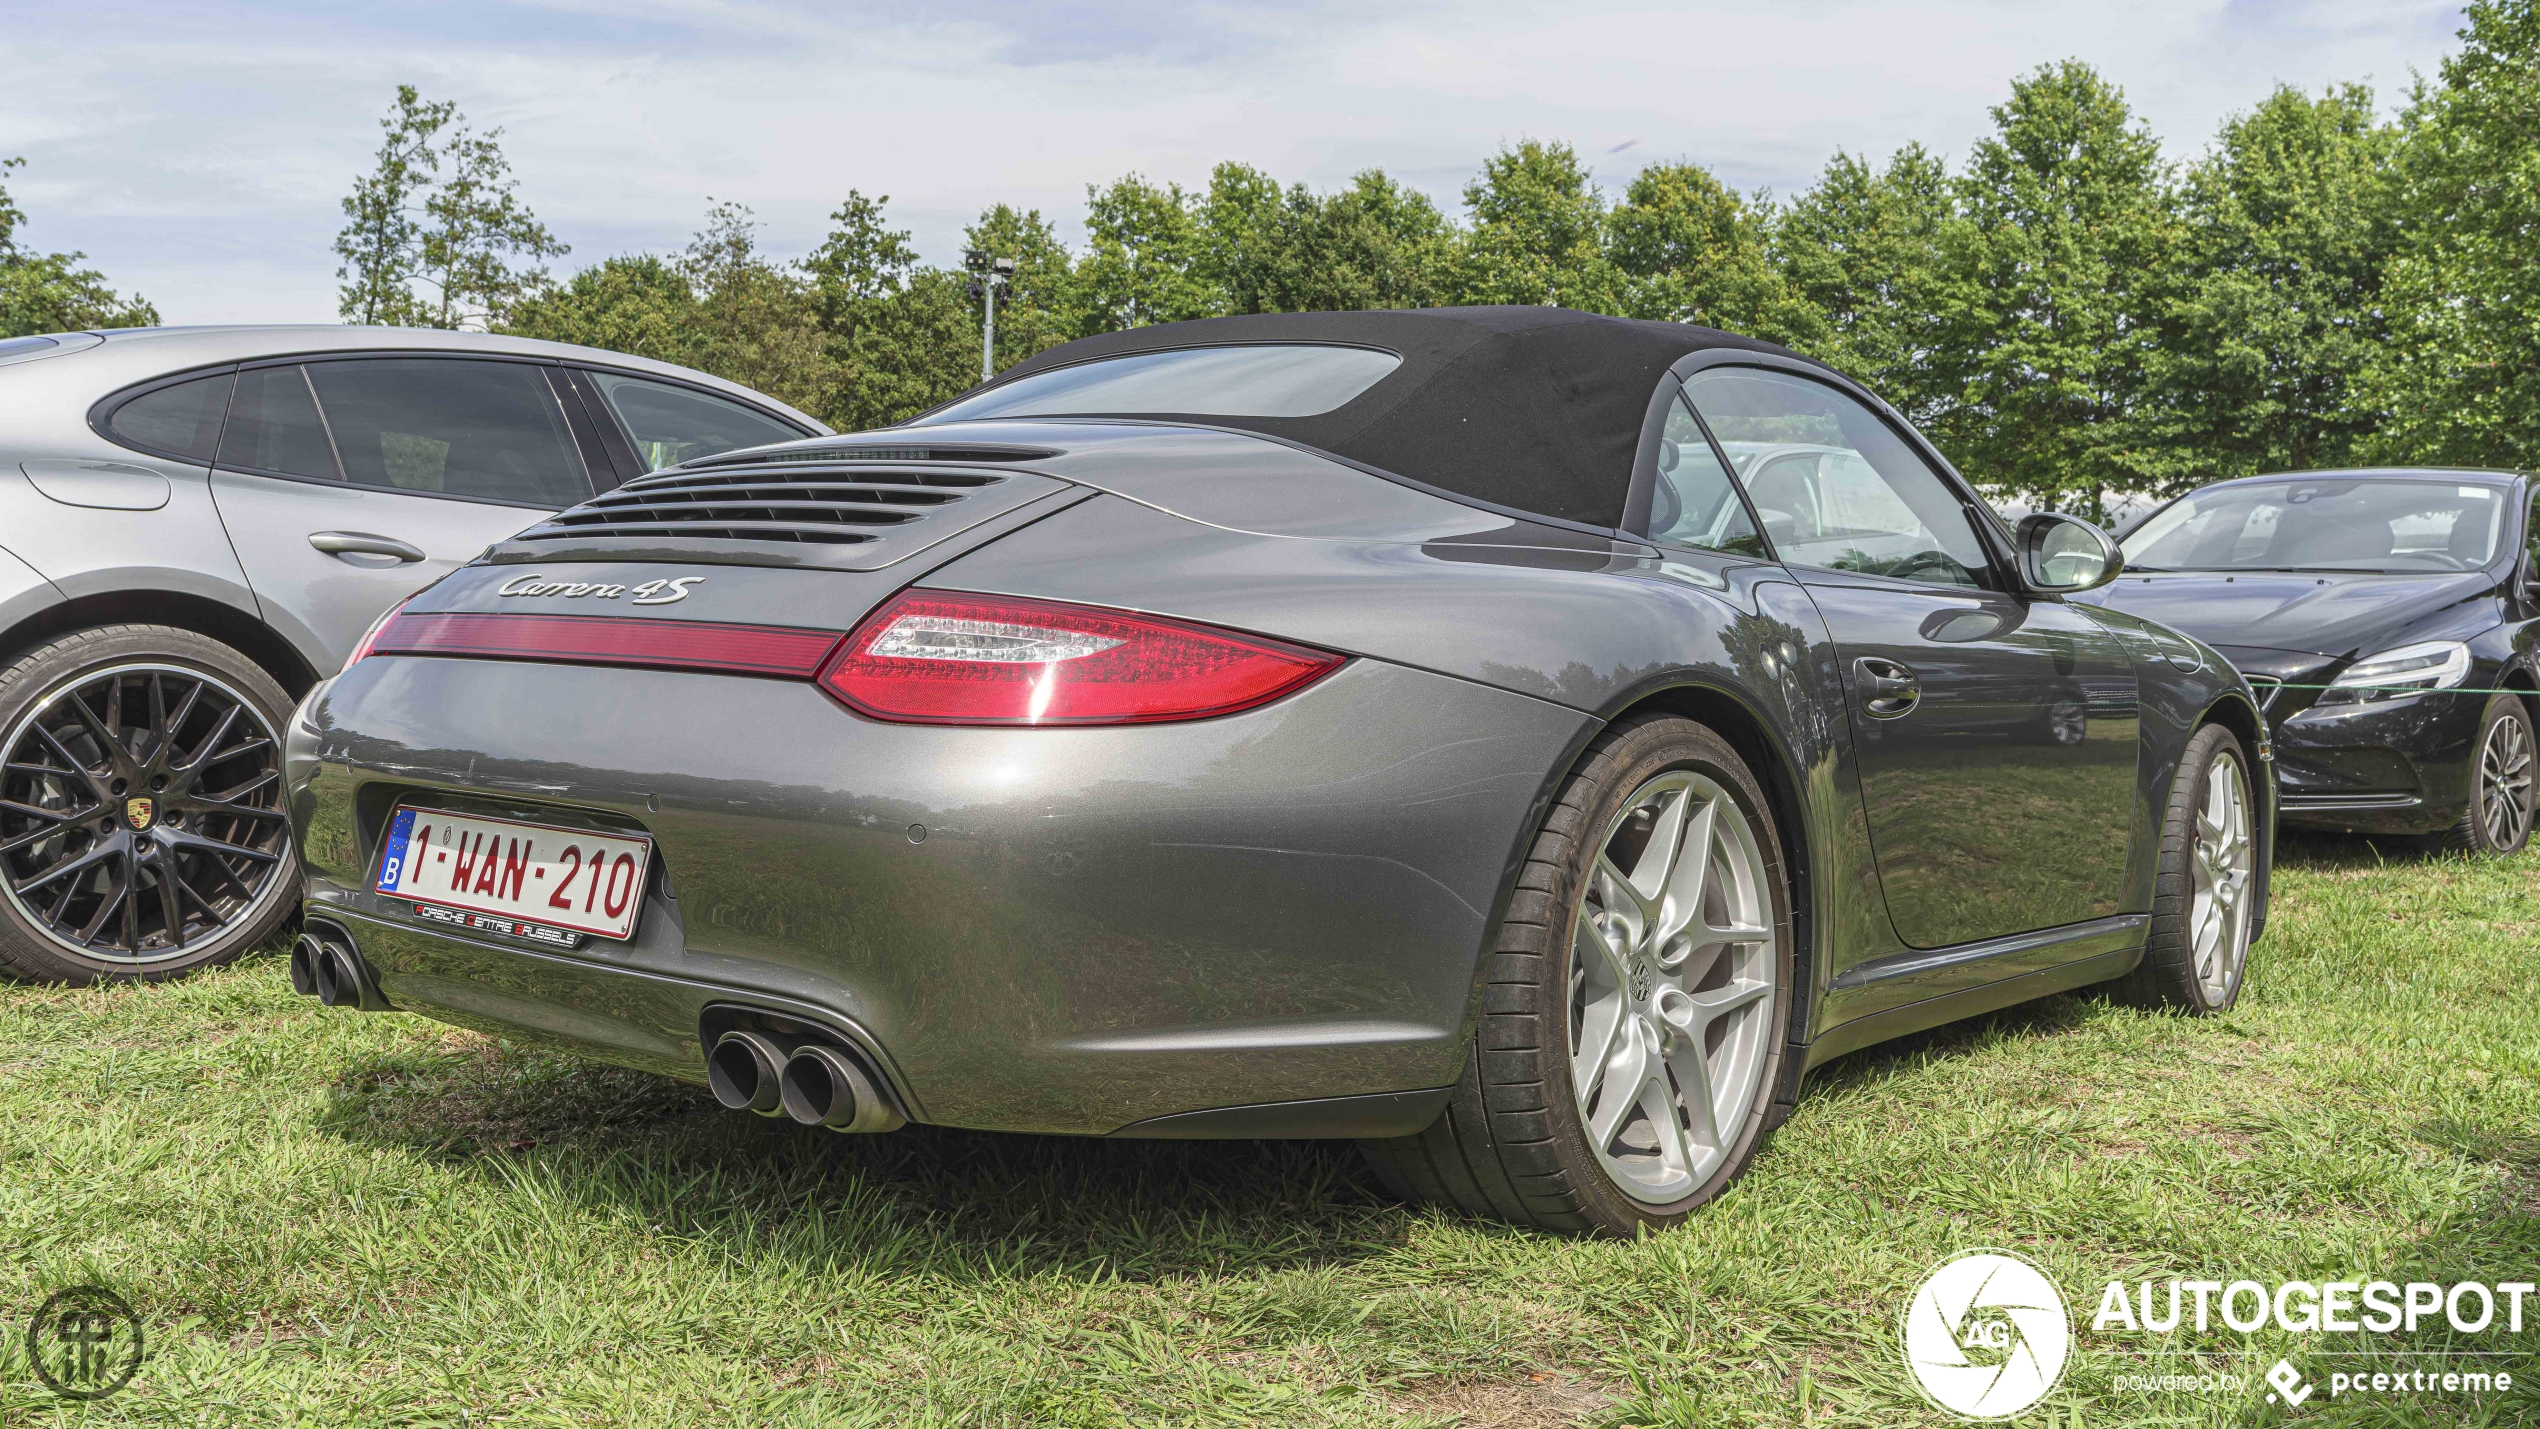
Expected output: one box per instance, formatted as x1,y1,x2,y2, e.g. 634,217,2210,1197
1901,1250,2072,1420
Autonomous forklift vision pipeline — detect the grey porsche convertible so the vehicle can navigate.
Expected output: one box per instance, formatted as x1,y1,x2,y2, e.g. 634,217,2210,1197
280,308,2271,1235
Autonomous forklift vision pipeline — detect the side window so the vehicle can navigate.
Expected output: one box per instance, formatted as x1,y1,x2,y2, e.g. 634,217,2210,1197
106,372,234,463
1649,395,1764,558
1684,367,1990,588
218,366,341,481
588,372,804,471
2526,484,2540,574
306,359,590,507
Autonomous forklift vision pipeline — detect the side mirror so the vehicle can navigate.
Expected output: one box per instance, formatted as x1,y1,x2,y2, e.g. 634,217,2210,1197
2016,512,2123,593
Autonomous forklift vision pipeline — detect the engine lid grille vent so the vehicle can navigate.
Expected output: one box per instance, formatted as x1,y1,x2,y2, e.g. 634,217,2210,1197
517,464,1006,547
491,456,1080,571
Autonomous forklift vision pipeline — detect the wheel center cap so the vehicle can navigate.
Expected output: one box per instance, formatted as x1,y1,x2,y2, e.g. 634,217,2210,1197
1628,950,1654,1004
122,796,155,832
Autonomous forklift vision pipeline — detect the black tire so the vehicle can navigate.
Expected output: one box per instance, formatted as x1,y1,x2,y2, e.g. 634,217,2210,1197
2110,722,2254,1014
2423,692,2535,856
1358,714,1801,1236
0,625,300,984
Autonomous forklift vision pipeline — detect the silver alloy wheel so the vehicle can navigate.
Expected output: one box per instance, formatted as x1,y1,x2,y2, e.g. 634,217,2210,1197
2189,748,2254,1005
0,663,290,965
1567,769,1777,1205
2477,710,2535,849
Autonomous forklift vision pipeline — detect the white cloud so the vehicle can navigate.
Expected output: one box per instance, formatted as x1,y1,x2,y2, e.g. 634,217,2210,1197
1,0,2468,324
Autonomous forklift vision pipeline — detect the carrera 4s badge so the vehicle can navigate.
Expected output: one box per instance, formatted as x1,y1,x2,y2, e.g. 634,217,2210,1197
496,574,703,605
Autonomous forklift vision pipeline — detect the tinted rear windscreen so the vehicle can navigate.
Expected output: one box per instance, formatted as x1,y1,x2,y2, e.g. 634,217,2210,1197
916,344,1400,424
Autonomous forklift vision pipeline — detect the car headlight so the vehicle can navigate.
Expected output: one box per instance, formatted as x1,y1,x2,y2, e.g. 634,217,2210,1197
2322,640,2471,702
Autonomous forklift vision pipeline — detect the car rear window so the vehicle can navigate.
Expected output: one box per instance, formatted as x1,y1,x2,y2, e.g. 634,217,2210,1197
589,372,803,470
915,344,1401,424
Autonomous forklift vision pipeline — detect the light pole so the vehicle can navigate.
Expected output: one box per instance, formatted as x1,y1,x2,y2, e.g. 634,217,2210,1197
964,251,1017,384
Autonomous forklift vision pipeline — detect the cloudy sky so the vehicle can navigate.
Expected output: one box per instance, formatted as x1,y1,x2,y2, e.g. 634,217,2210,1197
2,0,2472,324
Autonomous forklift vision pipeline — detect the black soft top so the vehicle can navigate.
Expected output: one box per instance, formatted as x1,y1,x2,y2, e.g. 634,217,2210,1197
960,307,1795,528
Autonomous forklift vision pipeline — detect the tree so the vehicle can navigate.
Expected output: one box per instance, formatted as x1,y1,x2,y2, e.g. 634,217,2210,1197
2361,0,2540,468
964,203,1077,371
2142,85,2397,485
333,86,567,329
0,158,159,337
1299,171,1459,310
1608,161,1819,344
1775,145,1965,428
500,253,704,368
1074,175,1218,331
804,190,972,428
681,202,827,416
1456,140,1619,309
1946,62,2178,515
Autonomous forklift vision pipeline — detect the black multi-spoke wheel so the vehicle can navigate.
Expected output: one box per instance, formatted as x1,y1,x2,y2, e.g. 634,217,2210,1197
0,627,298,983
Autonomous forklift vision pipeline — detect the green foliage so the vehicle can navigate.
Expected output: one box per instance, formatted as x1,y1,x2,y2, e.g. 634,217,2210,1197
1074,174,1218,332
502,253,703,368
1457,140,1619,310
1609,162,1819,345
0,157,159,337
2144,84,2397,486
2363,0,2540,468
334,85,567,330
965,203,1078,372
1946,61,2179,516
1775,146,1963,429
803,190,978,427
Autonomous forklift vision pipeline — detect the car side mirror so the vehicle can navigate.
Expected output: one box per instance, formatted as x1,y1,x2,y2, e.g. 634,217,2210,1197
2016,512,2123,593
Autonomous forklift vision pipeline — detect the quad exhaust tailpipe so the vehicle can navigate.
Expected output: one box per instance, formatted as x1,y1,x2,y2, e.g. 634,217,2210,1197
779,1044,905,1134
706,1030,792,1116
708,1028,904,1134
290,927,389,1011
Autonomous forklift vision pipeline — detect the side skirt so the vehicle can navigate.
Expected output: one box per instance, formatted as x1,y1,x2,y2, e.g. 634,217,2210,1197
1803,919,2146,1070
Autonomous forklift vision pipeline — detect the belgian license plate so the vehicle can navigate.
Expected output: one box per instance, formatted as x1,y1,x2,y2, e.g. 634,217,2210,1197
376,807,652,942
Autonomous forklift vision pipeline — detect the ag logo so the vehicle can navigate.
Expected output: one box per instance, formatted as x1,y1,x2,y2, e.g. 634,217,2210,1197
26,1284,145,1400
1901,1249,2069,1420
123,797,154,831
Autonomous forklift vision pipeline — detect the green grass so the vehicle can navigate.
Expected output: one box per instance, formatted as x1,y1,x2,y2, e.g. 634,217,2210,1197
3,834,2536,1426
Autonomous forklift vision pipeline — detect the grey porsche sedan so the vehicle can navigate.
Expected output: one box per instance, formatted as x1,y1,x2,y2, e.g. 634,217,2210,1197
282,308,2272,1235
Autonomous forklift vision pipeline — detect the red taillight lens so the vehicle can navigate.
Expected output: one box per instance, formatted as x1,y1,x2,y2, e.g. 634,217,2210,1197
341,598,411,674
368,612,843,677
820,591,1344,725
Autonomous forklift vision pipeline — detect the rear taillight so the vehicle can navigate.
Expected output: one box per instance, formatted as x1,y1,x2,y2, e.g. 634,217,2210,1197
820,591,1344,725
341,599,410,674
367,612,843,677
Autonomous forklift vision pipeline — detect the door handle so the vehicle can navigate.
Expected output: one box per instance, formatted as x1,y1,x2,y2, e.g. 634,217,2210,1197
1853,656,1920,717
309,530,426,563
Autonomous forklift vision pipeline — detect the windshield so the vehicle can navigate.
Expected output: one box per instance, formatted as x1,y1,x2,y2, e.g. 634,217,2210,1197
913,344,1400,424
2122,478,2509,573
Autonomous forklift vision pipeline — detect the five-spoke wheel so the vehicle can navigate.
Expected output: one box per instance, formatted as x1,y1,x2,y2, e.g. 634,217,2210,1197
1569,770,1778,1205
1359,714,1795,1236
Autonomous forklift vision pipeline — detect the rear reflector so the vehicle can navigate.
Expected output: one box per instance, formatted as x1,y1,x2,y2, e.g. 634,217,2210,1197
368,612,843,678
820,591,1344,725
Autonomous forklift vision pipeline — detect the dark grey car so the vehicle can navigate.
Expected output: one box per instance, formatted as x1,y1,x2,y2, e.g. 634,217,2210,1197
0,326,822,983
281,308,2273,1235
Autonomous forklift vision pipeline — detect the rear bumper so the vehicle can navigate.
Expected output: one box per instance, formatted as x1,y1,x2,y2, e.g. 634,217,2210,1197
287,653,1590,1135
